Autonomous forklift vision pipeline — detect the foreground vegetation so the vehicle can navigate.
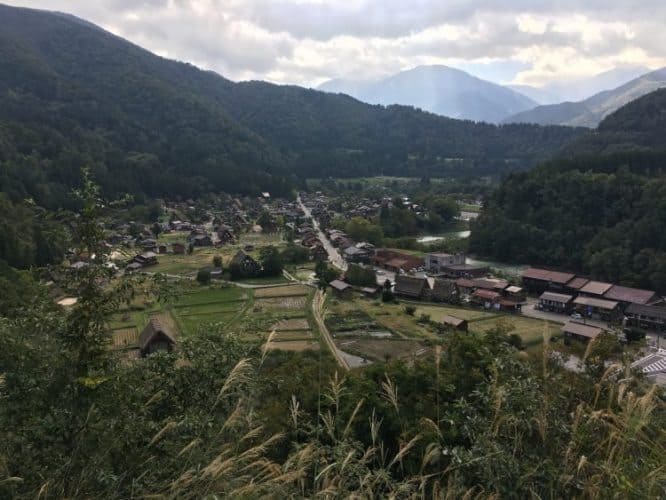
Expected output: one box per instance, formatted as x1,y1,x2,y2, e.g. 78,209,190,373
1,179,664,499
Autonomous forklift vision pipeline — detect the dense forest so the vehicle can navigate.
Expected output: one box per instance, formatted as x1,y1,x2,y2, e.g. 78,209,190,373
0,4,582,210
470,89,666,292
1,183,663,498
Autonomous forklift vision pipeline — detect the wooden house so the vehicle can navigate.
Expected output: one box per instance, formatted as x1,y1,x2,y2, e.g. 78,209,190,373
538,291,574,314
230,250,261,278
139,317,177,357
394,275,429,300
330,280,353,299
442,315,468,332
562,322,604,343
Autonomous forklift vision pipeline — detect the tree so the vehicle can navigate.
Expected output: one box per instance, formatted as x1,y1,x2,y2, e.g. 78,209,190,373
213,255,223,269
315,260,339,288
280,242,309,264
197,269,211,285
346,263,377,287
404,305,416,316
259,245,283,277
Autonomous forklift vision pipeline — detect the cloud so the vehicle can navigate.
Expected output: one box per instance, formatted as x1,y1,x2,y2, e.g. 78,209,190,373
4,1,666,87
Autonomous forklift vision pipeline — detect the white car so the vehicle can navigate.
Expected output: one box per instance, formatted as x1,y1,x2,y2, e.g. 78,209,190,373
570,312,583,320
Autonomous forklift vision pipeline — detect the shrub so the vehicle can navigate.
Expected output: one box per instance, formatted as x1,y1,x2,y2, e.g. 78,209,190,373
196,269,211,285
404,305,416,316
417,313,431,324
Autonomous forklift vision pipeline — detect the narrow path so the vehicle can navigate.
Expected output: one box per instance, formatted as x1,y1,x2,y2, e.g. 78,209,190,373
311,289,349,370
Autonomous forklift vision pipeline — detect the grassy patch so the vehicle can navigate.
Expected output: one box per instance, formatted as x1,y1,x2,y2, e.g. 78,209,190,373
254,284,310,298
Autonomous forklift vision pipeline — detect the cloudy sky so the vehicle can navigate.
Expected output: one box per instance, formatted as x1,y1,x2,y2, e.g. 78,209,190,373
5,1,666,87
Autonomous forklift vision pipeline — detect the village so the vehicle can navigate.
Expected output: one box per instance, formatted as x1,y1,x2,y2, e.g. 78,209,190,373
57,188,666,382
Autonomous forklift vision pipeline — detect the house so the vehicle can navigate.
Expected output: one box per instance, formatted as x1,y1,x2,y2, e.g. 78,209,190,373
134,251,158,267
172,242,186,255
373,249,423,273
394,275,429,300
330,279,353,299
521,268,576,293
360,286,380,299
216,225,235,244
139,317,177,357
430,278,458,303
442,315,468,332
578,281,613,298
625,303,666,332
603,285,659,308
455,278,476,297
564,277,589,294
573,296,620,321
343,245,373,264
424,252,465,273
504,285,526,302
230,250,261,278
539,292,574,314
125,262,142,273
437,263,489,279
310,245,328,262
190,234,213,247
471,289,501,309
472,278,509,292
561,321,605,343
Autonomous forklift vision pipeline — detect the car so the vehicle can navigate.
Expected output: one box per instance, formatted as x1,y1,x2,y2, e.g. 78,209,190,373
376,270,385,275
570,312,583,320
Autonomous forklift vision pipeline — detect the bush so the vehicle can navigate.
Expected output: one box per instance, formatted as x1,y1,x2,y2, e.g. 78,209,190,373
381,289,395,303
625,327,647,343
213,255,223,268
404,305,416,316
508,333,523,350
417,313,431,324
196,269,211,285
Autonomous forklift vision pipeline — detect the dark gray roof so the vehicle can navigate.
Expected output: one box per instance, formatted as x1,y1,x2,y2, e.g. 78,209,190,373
395,275,428,297
539,291,573,303
626,303,666,320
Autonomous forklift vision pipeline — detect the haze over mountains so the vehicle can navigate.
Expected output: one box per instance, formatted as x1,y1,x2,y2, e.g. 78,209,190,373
318,65,538,124
320,64,665,126
505,67,666,127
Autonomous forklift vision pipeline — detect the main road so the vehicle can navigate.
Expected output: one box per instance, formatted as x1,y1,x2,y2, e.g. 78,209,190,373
297,194,347,271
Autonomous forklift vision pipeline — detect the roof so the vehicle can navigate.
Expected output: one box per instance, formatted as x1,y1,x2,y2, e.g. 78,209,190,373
579,281,613,296
505,285,523,294
573,296,619,310
231,249,257,267
394,275,428,297
472,278,508,291
473,289,500,300
456,277,475,288
603,285,658,305
625,303,666,320
539,291,573,303
561,321,604,339
442,315,466,327
566,277,589,290
428,252,454,258
443,263,488,271
330,279,352,291
522,268,575,284
139,317,177,351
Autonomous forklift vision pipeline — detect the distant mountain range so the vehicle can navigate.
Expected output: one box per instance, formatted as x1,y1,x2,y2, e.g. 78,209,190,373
504,68,666,127
318,65,538,123
508,65,650,105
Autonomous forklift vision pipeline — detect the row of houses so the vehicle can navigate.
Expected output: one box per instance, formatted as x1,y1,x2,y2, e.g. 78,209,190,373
524,267,665,330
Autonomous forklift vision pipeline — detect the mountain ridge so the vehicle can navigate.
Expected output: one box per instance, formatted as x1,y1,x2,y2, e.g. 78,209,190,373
318,65,538,123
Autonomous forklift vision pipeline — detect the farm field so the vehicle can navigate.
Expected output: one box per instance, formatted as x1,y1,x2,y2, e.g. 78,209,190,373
335,338,430,363
469,316,560,347
413,304,497,322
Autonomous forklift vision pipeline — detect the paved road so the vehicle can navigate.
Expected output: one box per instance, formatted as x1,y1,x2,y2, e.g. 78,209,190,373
521,303,608,329
297,195,347,271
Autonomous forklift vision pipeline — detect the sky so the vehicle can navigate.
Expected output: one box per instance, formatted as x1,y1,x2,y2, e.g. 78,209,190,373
4,1,666,87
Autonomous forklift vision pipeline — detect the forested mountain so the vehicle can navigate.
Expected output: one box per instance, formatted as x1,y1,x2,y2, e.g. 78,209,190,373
0,4,582,210
471,89,666,292
318,65,538,123
504,68,666,127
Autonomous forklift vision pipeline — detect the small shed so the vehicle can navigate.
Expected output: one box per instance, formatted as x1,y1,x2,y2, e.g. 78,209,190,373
442,315,468,332
330,279,353,299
